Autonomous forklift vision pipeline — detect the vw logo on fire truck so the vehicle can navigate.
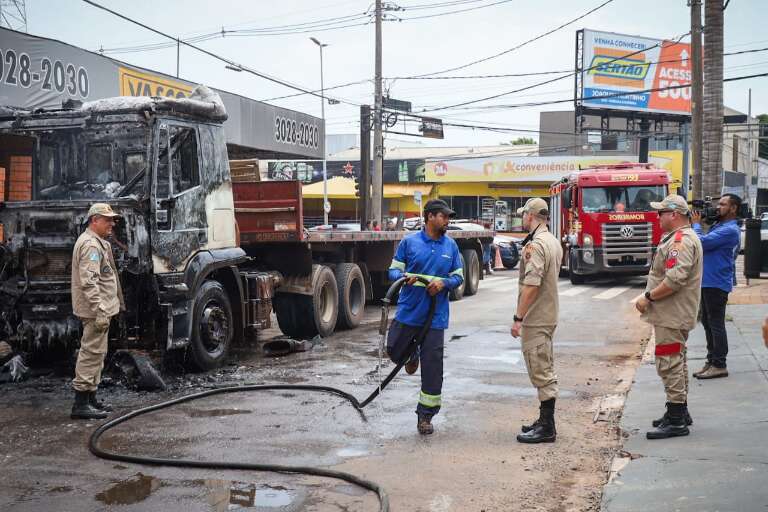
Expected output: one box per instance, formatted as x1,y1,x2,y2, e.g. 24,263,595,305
620,225,635,239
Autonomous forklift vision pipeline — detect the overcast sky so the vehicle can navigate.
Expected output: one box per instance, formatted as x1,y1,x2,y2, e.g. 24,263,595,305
23,0,768,147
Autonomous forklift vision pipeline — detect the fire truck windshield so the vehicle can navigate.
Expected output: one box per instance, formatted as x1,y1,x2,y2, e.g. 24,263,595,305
581,185,666,213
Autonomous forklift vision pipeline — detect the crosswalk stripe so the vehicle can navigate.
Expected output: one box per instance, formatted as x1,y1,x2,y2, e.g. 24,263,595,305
593,286,631,300
560,286,592,297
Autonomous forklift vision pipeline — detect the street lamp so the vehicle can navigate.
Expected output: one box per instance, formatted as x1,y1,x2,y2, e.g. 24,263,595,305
310,36,330,226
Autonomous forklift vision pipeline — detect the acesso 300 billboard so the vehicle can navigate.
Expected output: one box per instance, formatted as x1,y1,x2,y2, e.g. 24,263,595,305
580,29,692,116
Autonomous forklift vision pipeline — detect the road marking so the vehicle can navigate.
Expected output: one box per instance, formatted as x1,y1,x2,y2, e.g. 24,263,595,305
482,278,517,290
593,286,631,300
560,286,592,297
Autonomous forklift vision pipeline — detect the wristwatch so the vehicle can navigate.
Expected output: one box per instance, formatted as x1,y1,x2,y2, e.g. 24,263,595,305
644,291,655,302
513,315,524,322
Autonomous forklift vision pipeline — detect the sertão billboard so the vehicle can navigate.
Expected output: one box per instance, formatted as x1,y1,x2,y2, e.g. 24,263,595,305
579,29,692,116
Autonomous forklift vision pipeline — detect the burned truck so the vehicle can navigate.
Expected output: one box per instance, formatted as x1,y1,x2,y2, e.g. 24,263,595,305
0,88,492,370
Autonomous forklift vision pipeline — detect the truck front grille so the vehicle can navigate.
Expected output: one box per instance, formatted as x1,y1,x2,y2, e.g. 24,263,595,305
601,223,652,266
27,250,72,280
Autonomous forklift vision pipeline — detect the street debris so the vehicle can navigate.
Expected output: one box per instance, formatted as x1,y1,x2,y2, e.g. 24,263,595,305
110,350,166,391
262,337,311,357
0,354,30,384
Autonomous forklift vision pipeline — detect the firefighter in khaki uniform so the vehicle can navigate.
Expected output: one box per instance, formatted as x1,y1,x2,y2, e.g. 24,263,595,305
511,197,563,444
70,203,124,420
635,194,702,440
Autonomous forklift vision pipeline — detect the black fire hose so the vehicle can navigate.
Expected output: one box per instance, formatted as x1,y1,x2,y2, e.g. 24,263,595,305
89,275,437,512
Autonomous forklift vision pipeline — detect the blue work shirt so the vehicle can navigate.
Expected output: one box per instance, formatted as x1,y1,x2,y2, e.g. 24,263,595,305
692,220,740,293
388,230,464,330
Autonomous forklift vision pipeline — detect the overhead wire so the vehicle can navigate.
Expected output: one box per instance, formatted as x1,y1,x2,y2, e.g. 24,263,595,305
81,0,361,106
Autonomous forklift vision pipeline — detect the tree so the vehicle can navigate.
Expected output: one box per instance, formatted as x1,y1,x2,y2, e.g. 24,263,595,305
510,137,536,145
702,0,724,197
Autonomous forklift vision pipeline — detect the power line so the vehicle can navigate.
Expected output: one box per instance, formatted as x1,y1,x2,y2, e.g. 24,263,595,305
422,72,768,112
81,0,360,106
418,32,692,112
397,0,514,20
411,0,615,78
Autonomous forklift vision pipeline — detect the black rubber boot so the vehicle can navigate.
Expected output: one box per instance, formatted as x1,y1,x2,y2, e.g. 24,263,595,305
646,403,690,439
517,399,556,443
652,402,693,427
89,391,113,412
71,390,108,420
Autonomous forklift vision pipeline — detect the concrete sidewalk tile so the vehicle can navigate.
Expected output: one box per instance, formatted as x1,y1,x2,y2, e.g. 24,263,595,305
602,458,768,512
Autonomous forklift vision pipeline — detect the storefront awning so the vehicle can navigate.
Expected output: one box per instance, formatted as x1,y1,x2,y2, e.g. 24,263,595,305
302,178,433,199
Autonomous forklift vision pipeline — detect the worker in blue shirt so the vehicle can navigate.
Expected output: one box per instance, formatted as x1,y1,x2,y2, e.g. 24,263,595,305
691,193,742,380
387,199,464,435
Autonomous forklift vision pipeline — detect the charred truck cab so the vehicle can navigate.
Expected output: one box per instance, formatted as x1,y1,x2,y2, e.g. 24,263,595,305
550,163,670,285
0,87,277,370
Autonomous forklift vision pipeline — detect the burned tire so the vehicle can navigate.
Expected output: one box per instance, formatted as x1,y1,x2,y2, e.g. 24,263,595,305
189,280,233,371
335,263,366,329
449,253,466,301
274,265,339,339
461,249,480,296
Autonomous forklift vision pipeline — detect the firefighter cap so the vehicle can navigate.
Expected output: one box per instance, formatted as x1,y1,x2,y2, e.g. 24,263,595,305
517,197,549,217
649,194,690,215
87,203,120,219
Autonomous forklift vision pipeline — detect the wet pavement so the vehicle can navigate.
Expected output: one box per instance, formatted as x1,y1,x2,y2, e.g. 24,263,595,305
1,271,651,511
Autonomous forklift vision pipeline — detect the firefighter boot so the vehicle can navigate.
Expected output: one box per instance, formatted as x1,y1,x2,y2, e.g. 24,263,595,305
89,391,113,412
652,402,693,427
417,414,434,435
646,403,689,439
521,398,553,433
517,399,556,443
71,390,108,420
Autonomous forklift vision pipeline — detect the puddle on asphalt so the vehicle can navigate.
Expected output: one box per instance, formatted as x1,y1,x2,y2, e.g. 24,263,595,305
96,473,306,510
185,408,253,418
336,446,370,458
95,473,161,505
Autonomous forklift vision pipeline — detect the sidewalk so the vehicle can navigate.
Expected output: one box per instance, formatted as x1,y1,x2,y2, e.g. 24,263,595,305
602,304,768,512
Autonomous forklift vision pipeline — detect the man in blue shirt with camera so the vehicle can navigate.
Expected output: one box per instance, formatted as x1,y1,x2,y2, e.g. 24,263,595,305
691,194,742,380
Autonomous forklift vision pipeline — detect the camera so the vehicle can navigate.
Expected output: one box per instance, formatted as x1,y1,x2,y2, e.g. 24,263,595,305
689,196,752,224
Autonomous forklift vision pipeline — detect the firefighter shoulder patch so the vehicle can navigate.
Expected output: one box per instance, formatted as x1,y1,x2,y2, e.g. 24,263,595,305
89,252,100,262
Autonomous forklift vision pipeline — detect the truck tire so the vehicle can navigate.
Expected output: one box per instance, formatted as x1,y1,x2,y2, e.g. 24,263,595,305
274,265,339,339
449,253,466,301
189,280,233,371
461,249,480,296
569,251,586,285
335,263,366,329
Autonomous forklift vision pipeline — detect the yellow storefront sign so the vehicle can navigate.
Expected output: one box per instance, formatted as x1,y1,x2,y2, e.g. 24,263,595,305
118,67,193,98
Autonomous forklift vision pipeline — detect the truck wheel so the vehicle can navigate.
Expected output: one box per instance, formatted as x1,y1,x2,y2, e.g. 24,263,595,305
569,252,586,285
189,280,233,371
274,265,339,339
461,249,480,296
335,263,366,329
449,253,466,301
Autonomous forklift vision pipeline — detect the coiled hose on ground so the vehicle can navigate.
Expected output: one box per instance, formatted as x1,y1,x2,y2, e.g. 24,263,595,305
89,275,437,512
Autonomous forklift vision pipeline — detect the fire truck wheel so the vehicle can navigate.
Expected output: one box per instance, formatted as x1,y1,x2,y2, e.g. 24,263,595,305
461,249,480,296
189,280,233,371
335,263,366,330
449,253,466,301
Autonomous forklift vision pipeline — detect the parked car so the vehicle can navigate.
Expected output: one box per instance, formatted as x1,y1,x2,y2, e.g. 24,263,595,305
494,235,521,269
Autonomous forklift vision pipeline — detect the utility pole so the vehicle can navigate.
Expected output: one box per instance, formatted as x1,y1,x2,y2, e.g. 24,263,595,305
359,106,371,230
702,0,724,198
310,37,330,226
689,0,704,199
371,0,384,225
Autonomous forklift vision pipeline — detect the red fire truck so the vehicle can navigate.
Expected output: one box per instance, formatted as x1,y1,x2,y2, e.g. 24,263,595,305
550,163,670,284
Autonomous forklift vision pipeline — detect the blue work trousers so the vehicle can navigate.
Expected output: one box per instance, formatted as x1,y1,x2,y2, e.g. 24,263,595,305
387,320,444,418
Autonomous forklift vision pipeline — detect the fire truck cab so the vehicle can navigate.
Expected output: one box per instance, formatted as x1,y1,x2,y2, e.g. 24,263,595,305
550,163,670,284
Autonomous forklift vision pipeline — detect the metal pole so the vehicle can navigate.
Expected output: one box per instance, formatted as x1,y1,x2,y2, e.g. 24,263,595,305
371,0,383,224
320,44,328,226
638,119,650,163
690,0,704,199
360,105,371,230
176,38,180,77
681,122,691,198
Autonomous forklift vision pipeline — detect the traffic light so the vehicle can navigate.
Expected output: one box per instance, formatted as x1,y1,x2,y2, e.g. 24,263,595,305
354,176,360,198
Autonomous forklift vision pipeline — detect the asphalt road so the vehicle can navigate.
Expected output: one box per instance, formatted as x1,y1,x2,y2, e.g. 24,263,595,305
1,270,652,512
